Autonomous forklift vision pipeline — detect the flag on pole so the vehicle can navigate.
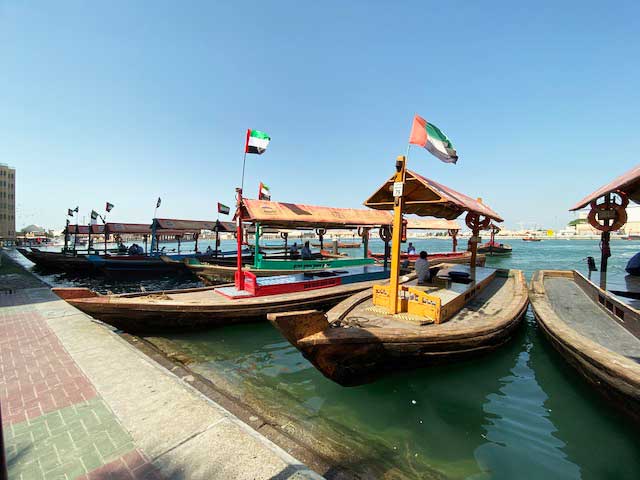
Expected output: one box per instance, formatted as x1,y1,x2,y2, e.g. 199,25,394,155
245,129,271,155
217,202,230,215
91,210,98,220
408,115,458,164
105,202,114,212
74,206,79,213
156,197,162,208
259,182,271,201
67,208,74,217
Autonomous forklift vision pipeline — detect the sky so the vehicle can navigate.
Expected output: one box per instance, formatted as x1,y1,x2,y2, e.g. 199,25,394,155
2,0,639,232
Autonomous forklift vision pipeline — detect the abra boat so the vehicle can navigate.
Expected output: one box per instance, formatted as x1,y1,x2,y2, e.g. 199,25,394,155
368,250,485,267
529,164,640,423
522,236,542,242
269,156,528,386
17,247,95,272
188,197,392,284
53,265,391,334
477,224,512,255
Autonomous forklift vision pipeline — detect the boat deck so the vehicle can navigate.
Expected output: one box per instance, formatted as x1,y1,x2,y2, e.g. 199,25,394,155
545,277,640,362
331,266,517,332
608,274,640,310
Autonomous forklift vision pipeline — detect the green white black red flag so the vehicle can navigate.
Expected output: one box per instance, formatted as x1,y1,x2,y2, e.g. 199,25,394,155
408,115,458,164
218,202,230,215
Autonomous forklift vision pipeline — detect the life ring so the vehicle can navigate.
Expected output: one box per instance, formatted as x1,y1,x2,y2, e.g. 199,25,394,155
587,191,628,232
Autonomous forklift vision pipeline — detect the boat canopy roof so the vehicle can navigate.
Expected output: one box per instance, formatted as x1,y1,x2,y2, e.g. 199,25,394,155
102,223,151,234
406,219,460,230
239,198,393,229
154,218,220,231
571,164,640,210
364,170,503,222
68,225,102,234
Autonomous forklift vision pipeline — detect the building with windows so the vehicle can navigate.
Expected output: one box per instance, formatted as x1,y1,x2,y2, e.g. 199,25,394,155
0,164,16,244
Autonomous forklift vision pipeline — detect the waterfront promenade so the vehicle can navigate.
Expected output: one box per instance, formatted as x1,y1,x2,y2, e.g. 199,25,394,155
0,253,323,480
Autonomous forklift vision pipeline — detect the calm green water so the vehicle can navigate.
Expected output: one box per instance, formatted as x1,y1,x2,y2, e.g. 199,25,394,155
160,239,640,479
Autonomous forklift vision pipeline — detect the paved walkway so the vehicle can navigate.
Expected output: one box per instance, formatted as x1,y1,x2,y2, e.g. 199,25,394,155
1,254,323,479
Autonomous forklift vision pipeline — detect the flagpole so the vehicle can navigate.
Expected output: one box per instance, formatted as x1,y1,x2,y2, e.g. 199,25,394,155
240,150,248,192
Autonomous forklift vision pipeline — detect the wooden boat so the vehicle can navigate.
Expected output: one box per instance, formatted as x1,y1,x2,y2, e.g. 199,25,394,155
312,241,361,249
477,224,512,255
368,250,486,267
522,237,542,242
268,155,527,386
52,265,391,334
529,164,640,422
269,264,528,386
186,255,379,285
529,270,640,423
17,247,95,272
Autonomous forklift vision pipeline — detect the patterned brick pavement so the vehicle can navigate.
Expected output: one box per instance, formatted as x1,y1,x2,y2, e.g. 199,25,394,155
1,292,161,480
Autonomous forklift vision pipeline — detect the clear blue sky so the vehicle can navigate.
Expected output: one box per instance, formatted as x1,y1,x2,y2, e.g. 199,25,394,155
2,0,639,231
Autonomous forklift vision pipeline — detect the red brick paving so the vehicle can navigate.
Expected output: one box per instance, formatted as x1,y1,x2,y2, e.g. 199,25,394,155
76,449,163,480
0,302,97,427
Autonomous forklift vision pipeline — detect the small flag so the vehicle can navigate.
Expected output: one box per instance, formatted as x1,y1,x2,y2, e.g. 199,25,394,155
156,197,161,208
259,182,271,201
217,202,230,215
245,129,271,155
91,210,99,220
105,202,114,212
67,208,74,217
408,115,458,164
74,206,79,212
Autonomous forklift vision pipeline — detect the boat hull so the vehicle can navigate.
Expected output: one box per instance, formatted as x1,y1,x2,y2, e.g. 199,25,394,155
17,248,94,272
529,270,640,423
268,269,529,386
51,277,385,334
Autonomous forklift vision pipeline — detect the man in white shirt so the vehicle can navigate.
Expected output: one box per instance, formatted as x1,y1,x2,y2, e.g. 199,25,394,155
414,250,430,284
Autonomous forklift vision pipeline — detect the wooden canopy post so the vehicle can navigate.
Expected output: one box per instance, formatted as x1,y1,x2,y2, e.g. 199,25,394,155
87,223,92,253
194,232,199,253
63,219,69,253
72,225,78,254
448,228,458,252
104,224,108,255
281,231,289,258
388,155,407,314
254,222,261,268
465,213,489,274
214,220,221,258
177,235,181,254
316,228,326,251
235,187,245,291
358,227,370,258
379,225,392,271
143,234,148,254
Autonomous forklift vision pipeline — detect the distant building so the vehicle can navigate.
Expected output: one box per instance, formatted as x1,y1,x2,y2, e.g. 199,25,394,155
0,163,15,244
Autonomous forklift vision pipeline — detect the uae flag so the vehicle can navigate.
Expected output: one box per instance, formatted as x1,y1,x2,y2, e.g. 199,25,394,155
245,129,271,155
105,202,114,212
258,182,271,201
67,208,74,217
408,115,458,164
217,202,230,215
156,197,161,208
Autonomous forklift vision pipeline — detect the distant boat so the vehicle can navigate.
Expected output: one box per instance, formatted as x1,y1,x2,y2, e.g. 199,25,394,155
477,224,512,255
522,236,542,242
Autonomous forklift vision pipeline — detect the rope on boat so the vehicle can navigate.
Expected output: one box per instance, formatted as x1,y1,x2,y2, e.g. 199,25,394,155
331,316,371,328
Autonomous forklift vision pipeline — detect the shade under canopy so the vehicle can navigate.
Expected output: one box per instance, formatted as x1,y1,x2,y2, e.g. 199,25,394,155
406,219,460,230
239,198,393,229
103,223,151,234
364,170,503,222
571,164,640,211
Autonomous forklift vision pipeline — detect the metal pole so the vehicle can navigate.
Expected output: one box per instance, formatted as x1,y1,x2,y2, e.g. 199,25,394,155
235,188,245,291
241,129,250,192
64,218,69,253
388,155,406,314
600,193,612,289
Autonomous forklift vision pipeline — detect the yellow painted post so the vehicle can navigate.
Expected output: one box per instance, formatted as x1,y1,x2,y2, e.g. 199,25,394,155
388,155,406,314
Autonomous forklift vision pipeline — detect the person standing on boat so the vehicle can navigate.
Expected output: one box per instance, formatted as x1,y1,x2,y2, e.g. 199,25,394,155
290,242,299,257
407,242,416,255
301,241,313,260
415,250,430,284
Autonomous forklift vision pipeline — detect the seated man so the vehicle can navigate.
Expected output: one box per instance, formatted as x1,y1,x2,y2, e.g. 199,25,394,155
414,250,430,284
206,245,214,255
301,241,313,260
290,242,299,256
407,242,416,255
127,243,137,255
